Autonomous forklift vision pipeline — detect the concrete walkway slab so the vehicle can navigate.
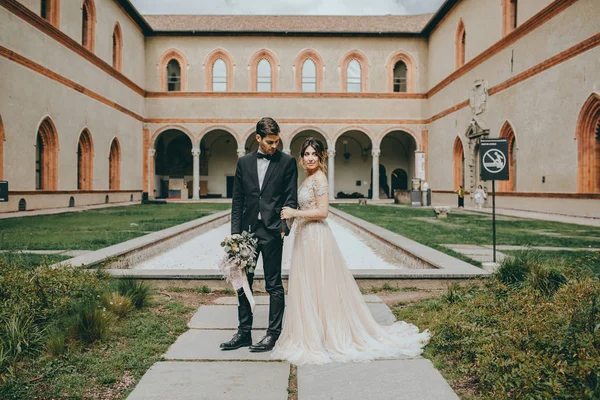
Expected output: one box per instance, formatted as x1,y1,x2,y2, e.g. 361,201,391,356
212,294,383,305
163,329,273,361
299,358,459,400
126,361,290,400
189,303,396,330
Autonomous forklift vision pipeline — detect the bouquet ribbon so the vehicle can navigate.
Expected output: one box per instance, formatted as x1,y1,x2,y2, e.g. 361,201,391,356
229,267,256,314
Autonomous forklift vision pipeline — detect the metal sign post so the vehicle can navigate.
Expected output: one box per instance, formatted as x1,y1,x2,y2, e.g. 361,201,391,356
479,139,509,263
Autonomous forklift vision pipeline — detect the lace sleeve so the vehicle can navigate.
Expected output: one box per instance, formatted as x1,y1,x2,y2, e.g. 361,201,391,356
295,171,329,220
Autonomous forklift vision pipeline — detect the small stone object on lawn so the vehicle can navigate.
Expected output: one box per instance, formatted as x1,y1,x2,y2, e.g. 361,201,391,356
358,199,368,205
433,206,451,219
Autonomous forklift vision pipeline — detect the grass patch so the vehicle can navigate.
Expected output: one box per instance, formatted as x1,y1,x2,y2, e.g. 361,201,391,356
0,203,231,251
503,250,600,276
0,253,71,269
392,251,600,399
334,204,600,266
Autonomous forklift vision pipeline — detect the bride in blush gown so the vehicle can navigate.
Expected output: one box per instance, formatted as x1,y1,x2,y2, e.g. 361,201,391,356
271,137,430,366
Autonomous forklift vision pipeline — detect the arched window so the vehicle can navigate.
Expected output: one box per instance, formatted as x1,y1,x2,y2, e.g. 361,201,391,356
212,59,227,92
109,138,121,190
393,62,407,93
499,122,517,191
112,23,123,72
81,0,96,52
502,0,518,37
257,59,272,92
204,49,235,92
453,137,465,190
77,129,93,190
346,60,361,93
41,0,60,28
456,19,466,69
575,93,600,193
294,50,324,92
167,59,181,91
302,59,316,92
36,118,59,190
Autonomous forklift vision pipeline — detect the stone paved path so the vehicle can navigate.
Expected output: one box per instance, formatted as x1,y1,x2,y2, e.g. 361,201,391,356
126,295,459,400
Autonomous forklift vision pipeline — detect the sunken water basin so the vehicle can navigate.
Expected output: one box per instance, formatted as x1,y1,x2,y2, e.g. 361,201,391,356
60,208,489,285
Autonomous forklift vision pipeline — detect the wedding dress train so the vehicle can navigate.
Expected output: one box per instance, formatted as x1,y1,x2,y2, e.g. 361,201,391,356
271,170,430,366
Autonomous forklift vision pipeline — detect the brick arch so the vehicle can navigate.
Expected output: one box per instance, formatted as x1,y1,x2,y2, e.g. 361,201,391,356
109,137,121,190
158,48,189,91
198,126,240,148
499,121,517,191
248,49,279,92
77,129,94,190
340,50,369,93
204,48,235,92
376,126,420,150
333,126,375,147
242,128,286,150
151,125,195,148
289,126,330,145
112,22,123,72
456,18,466,69
0,114,3,180
36,117,59,190
81,0,96,52
385,51,416,93
294,49,324,92
453,136,465,190
41,0,60,28
575,93,600,193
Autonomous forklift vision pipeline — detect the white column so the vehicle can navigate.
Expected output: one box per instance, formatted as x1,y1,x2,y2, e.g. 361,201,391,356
237,148,246,158
372,149,380,201
415,150,425,181
192,148,200,200
327,149,336,201
283,148,291,155
147,149,156,199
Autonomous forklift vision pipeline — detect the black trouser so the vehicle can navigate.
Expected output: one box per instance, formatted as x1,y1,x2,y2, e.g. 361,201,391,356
458,196,464,207
237,220,284,338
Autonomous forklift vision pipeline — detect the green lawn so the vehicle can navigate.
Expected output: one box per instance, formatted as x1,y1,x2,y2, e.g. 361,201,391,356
0,203,231,251
334,204,600,269
0,253,72,269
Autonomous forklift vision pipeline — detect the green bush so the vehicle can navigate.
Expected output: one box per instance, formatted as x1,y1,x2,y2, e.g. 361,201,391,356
115,278,153,309
69,301,116,344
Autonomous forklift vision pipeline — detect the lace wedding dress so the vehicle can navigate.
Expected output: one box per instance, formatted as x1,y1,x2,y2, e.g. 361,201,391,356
271,170,430,365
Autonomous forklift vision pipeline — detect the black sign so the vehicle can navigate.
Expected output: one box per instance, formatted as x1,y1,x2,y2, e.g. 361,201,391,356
0,181,7,202
480,139,509,181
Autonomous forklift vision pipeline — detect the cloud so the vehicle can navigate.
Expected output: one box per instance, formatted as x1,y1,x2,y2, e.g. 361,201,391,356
131,0,446,15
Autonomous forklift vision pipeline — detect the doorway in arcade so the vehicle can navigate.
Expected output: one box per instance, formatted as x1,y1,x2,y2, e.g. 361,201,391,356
200,129,238,198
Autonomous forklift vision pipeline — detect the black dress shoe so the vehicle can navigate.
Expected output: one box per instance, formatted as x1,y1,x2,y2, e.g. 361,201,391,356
249,335,277,352
220,331,252,350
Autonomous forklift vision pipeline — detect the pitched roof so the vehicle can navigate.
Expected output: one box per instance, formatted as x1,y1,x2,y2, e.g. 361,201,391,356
142,14,434,35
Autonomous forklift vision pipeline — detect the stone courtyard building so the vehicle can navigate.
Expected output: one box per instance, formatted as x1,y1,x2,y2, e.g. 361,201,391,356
0,0,598,217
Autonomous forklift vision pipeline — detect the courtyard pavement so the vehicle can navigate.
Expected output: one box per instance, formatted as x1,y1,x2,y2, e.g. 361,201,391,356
126,295,459,400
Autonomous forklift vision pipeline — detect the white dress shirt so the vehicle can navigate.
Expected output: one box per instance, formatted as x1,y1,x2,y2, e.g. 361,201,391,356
257,151,271,220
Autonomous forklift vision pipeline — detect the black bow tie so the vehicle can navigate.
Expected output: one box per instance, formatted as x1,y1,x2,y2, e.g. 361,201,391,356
257,152,272,160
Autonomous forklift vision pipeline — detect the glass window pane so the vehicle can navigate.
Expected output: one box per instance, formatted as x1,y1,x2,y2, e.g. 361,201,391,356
257,59,271,92
393,61,407,93
166,59,181,91
213,59,227,92
301,59,316,92
347,59,361,92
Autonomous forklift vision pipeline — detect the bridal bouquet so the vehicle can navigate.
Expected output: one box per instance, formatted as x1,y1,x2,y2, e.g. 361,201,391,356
218,232,258,313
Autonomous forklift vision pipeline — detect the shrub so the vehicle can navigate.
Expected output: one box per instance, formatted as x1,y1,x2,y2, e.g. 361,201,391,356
115,278,152,309
101,292,134,318
69,301,116,345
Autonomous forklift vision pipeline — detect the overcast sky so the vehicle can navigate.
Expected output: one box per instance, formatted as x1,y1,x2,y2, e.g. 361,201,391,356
130,0,446,16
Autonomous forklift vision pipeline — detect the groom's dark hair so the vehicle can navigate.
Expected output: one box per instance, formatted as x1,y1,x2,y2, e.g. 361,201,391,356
256,117,280,138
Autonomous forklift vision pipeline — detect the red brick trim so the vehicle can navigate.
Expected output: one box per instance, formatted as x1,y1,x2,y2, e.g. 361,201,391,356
339,50,369,93
112,22,123,72
147,118,425,125
145,91,425,99
455,18,465,70
294,49,324,92
385,51,415,93
0,0,145,96
498,121,516,192
502,0,518,37
109,137,121,190
37,117,59,190
158,48,188,92
575,93,600,193
77,129,94,190
204,49,235,92
41,0,60,28
82,0,96,53
248,49,279,92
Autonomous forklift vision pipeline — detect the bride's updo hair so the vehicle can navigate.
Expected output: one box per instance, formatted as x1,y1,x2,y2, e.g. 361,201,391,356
299,137,327,173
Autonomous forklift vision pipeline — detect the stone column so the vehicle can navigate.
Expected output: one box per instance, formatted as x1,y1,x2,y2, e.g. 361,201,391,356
327,149,336,201
283,148,291,155
237,148,246,158
371,149,380,201
192,148,200,200
147,149,156,199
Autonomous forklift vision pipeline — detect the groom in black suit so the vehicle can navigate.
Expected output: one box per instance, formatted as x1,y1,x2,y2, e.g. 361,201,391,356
220,117,298,352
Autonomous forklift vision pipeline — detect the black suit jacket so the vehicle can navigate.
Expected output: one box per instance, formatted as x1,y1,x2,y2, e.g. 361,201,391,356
231,149,298,236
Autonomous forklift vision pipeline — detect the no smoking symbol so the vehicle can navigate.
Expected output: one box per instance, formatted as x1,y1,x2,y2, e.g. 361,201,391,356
482,149,506,173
